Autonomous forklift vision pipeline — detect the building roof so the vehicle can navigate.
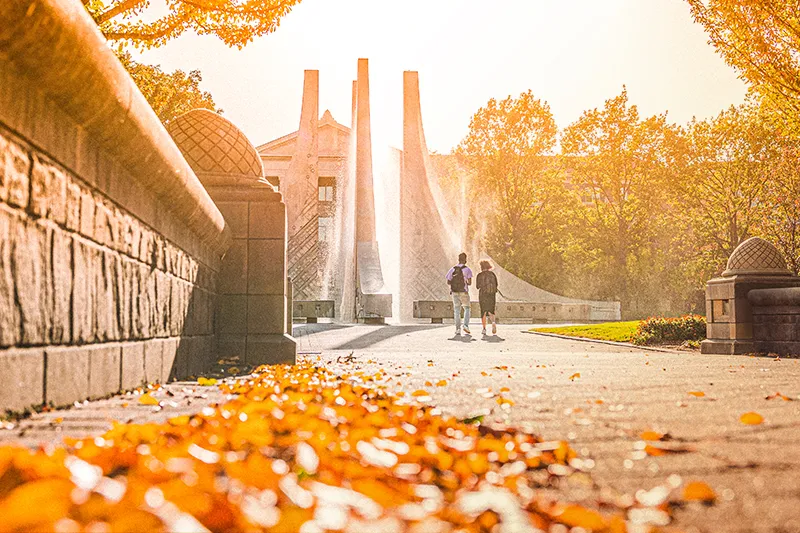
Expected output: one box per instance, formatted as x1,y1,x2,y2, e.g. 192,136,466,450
256,109,350,154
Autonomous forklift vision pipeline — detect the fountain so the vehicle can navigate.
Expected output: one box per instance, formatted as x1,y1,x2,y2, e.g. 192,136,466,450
267,61,620,325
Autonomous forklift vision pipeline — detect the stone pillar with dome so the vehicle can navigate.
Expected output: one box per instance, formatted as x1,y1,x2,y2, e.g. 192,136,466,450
702,237,800,355
167,109,296,365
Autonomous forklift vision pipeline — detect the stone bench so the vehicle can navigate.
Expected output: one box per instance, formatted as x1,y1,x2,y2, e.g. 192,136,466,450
412,300,599,324
293,300,335,323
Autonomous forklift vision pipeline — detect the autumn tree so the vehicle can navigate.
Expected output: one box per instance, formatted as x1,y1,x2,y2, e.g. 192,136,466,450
118,52,218,123
686,1,800,131
83,0,303,124
679,101,775,267
760,133,800,274
84,0,302,49
561,88,673,313
455,91,560,273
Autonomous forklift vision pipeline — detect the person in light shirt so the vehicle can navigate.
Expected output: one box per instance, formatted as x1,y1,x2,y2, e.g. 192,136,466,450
445,252,473,336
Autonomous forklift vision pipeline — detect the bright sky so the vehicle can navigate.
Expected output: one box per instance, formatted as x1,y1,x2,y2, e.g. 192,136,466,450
136,0,747,153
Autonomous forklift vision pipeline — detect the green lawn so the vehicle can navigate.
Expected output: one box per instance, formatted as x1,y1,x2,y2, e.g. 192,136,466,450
530,321,640,342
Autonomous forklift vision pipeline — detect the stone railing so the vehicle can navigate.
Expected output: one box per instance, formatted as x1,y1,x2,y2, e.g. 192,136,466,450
0,0,232,412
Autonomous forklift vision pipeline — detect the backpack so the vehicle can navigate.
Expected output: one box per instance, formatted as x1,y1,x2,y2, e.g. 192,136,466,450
450,265,466,293
482,271,498,294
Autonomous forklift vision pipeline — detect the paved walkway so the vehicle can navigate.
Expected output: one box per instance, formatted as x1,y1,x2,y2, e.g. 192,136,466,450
296,323,800,533
3,323,800,532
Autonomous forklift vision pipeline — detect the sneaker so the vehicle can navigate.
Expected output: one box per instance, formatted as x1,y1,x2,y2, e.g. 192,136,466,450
463,326,471,335
481,328,487,336
455,327,461,336
492,323,497,335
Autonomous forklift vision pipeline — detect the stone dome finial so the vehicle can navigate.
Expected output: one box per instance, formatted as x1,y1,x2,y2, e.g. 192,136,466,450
166,108,265,186
722,237,791,277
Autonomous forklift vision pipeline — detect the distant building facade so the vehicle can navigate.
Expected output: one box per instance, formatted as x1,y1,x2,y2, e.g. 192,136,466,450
257,109,351,299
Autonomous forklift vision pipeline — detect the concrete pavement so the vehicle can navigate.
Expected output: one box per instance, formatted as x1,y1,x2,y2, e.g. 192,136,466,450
3,323,800,532
297,323,800,533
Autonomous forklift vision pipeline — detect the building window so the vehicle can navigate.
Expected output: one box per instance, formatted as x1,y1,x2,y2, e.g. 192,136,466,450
318,176,335,202
318,217,333,242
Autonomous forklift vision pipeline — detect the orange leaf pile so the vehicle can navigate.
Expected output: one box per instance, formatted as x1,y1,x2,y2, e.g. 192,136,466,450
0,361,629,532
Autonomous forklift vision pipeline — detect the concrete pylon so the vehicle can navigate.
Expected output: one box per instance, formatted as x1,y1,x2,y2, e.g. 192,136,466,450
355,59,376,243
285,70,320,299
400,71,622,322
352,58,391,321
351,80,357,130
400,71,459,320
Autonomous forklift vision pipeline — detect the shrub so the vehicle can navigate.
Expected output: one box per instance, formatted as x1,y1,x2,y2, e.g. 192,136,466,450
631,314,706,346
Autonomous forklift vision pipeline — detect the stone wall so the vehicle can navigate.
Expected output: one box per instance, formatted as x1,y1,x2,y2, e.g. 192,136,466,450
0,0,230,412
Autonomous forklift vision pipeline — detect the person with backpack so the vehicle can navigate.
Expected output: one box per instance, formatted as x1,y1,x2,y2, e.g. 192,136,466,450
476,260,499,336
446,252,473,335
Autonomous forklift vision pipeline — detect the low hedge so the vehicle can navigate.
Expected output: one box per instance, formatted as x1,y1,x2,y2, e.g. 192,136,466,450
632,314,706,346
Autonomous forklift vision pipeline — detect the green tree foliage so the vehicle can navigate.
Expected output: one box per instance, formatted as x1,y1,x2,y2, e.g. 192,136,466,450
450,89,800,319
686,0,800,132
455,91,561,278
761,132,800,274
561,88,673,313
83,0,302,49
679,100,774,262
117,52,218,123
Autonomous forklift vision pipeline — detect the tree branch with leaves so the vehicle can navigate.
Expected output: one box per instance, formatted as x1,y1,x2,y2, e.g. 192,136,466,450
85,0,303,49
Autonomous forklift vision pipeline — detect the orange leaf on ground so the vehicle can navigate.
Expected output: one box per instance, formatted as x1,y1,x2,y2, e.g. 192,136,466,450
740,412,764,425
436,380,448,387
688,391,705,397
683,481,717,503
553,504,608,529
644,442,692,456
765,392,793,401
569,373,581,381
138,393,159,405
411,389,429,397
640,430,664,441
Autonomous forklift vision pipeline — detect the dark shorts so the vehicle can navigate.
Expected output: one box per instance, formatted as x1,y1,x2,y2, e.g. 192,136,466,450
479,292,496,316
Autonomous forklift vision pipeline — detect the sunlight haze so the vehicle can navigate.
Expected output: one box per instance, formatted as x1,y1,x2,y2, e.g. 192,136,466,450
136,0,747,152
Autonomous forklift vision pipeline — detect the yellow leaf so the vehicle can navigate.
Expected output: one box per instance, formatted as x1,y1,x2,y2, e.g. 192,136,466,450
436,380,447,387
499,387,510,392
683,481,716,502
569,373,581,381
411,389,429,397
138,393,159,405
740,411,764,425
198,377,217,386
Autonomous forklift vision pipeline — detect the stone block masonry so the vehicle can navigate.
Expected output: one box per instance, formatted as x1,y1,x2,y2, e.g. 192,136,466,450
0,0,231,412
0,125,218,412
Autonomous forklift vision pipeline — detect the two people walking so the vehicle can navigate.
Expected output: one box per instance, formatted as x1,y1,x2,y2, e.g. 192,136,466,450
446,253,498,336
